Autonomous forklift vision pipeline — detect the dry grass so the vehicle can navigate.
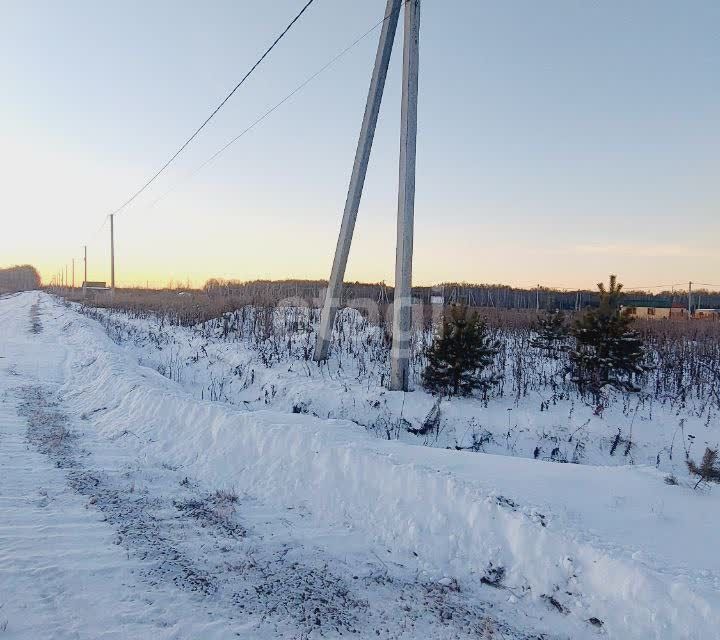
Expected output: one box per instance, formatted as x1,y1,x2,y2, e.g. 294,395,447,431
56,285,720,421
59,286,720,340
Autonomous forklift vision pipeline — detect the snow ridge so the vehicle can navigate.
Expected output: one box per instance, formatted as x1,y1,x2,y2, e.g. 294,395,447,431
49,293,720,639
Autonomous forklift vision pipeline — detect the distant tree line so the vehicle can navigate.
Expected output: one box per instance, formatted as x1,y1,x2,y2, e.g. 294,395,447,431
0,265,41,294
203,278,720,310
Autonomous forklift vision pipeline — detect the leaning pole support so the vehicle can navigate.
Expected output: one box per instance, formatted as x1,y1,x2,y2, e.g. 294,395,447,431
314,0,403,362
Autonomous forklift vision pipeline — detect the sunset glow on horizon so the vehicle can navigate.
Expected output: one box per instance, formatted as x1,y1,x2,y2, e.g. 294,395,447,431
2,0,718,290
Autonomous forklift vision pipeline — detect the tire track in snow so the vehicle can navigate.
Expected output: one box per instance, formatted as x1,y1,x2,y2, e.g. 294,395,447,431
17,384,366,636
0,387,188,638
2,294,566,639
19,382,561,639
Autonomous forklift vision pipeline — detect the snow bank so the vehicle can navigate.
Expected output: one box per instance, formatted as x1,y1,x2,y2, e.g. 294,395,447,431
50,294,719,639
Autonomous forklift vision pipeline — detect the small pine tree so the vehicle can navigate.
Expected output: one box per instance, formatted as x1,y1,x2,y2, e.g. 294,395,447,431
422,305,500,397
570,275,647,398
531,310,569,358
687,447,720,489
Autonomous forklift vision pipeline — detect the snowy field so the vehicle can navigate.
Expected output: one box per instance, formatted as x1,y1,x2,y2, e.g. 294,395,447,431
78,298,719,474
1,291,719,639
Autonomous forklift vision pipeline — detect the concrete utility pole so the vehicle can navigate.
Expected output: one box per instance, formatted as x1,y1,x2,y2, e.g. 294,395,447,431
72,259,75,289
313,0,421,392
314,0,402,361
110,214,115,290
688,281,692,317
390,0,421,391
84,245,87,285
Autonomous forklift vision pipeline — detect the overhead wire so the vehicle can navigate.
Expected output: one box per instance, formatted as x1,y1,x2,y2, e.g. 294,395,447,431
110,0,318,219
624,283,686,291
55,1,321,283
139,3,405,213
55,0,718,295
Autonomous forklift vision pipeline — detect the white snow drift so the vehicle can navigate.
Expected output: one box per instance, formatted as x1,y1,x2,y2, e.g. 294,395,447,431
2,292,719,639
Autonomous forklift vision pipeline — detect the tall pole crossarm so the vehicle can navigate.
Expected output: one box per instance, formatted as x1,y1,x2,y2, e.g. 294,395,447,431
390,0,420,391
314,0,403,361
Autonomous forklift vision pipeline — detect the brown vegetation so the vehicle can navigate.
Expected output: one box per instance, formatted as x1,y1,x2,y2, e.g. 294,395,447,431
58,284,720,340
55,283,720,413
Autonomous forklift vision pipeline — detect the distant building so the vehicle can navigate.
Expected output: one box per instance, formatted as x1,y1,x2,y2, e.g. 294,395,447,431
622,303,720,320
669,303,690,319
695,309,720,320
621,304,688,320
82,281,110,301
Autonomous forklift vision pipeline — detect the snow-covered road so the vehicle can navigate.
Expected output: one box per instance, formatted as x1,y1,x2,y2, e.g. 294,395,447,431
1,294,558,638
1,292,718,639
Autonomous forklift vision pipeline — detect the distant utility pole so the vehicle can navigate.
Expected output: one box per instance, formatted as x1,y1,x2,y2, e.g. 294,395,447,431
314,0,421,393
72,258,75,289
84,245,87,285
110,213,115,290
688,281,692,317
536,284,540,311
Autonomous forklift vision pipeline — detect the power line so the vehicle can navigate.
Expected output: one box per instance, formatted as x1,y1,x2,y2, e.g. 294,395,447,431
140,4,404,214
59,0,397,278
624,283,685,291
111,0,318,219
87,215,109,243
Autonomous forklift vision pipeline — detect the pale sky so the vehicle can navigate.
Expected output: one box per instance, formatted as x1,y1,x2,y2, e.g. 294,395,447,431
1,0,718,289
